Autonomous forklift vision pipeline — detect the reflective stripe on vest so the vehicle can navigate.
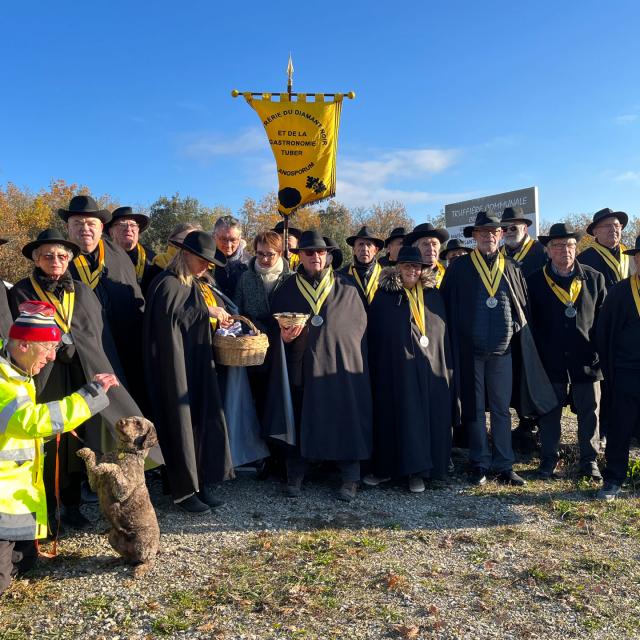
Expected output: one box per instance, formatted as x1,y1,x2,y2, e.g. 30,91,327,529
0,446,36,463
0,390,31,434
0,511,37,540
46,401,65,435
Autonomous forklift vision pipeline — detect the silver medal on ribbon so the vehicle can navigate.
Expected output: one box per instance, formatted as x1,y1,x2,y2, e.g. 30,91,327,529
310,315,324,327
419,335,429,348
61,333,74,345
486,296,498,308
565,305,577,318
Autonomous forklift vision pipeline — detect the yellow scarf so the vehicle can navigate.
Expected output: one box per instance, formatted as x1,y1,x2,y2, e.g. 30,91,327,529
288,253,300,270
542,265,583,309
349,261,381,304
152,245,178,269
591,242,629,281
197,280,218,330
295,269,335,316
73,240,105,290
630,275,640,317
434,262,446,288
404,284,426,337
470,249,506,299
29,275,75,333
501,236,534,263
134,243,147,282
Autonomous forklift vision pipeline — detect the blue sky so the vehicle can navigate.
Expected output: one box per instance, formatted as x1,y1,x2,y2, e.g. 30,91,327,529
2,1,640,225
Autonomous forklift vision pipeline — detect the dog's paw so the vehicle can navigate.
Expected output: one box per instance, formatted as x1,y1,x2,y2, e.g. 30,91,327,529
76,447,93,460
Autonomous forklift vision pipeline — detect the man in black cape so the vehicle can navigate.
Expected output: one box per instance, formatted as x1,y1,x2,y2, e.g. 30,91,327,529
10,229,161,528
143,232,233,512
263,231,372,502
440,211,556,486
596,236,640,500
367,246,454,490
0,237,12,340
403,223,450,288
500,207,547,278
527,223,606,480
340,226,384,307
59,195,147,411
106,206,157,295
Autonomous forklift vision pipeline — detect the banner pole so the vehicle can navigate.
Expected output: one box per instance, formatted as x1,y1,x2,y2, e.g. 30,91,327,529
281,54,294,261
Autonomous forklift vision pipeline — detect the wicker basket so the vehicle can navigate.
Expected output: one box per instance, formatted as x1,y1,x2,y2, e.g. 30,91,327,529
273,312,310,328
213,315,269,367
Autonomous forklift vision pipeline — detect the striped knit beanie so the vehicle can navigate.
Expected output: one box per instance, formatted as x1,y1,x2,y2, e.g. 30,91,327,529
9,301,61,342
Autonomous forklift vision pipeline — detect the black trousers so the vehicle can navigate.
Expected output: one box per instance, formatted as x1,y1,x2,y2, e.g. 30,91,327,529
603,370,640,484
0,540,37,595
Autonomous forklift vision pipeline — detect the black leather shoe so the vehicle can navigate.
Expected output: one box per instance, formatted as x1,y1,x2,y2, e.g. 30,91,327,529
175,494,211,514
579,462,603,483
536,461,560,480
470,468,488,486
496,470,526,486
198,486,224,509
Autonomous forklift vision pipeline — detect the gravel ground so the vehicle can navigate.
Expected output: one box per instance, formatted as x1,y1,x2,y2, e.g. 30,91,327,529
2,415,640,640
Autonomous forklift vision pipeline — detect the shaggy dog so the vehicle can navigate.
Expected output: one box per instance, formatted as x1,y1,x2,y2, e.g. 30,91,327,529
77,417,160,577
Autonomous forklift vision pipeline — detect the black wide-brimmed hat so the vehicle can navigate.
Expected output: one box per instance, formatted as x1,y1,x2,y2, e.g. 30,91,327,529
500,206,533,227
272,220,302,240
623,236,640,256
403,223,449,246
439,238,472,260
586,208,629,236
395,246,430,267
538,222,583,246
384,227,406,247
106,206,150,232
290,230,336,253
463,211,502,238
57,195,112,224
22,228,81,260
172,230,227,267
346,226,384,250
324,236,343,269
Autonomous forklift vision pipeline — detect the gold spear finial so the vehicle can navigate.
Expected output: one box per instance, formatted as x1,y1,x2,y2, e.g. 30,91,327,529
287,54,294,97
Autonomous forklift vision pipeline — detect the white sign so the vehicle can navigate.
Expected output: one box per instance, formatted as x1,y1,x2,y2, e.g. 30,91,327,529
444,186,539,243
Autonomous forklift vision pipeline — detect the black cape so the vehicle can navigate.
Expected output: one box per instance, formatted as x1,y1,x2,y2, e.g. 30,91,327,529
440,252,557,423
263,269,372,460
144,271,233,499
503,238,547,278
8,271,162,460
367,267,453,479
0,282,12,340
578,244,630,291
68,237,147,409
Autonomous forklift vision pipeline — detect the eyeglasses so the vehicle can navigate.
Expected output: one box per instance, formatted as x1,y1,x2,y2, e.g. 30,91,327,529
40,253,70,262
30,342,59,355
474,228,501,237
115,221,139,229
301,249,327,256
502,225,521,232
256,251,278,259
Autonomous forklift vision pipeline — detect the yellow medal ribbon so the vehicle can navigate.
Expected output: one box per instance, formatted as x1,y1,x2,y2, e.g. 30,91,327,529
29,275,75,333
295,269,335,316
134,243,146,282
197,280,218,329
501,235,534,263
349,262,381,304
288,253,300,270
152,244,178,269
470,249,506,298
542,265,583,308
404,285,426,337
74,240,105,290
434,262,446,288
630,275,640,318
591,242,629,281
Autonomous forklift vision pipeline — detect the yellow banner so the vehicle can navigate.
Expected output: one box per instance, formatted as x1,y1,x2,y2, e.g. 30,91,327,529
246,94,343,215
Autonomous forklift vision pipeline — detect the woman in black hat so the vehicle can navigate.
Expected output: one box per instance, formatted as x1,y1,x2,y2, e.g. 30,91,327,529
9,229,151,530
366,247,454,492
143,231,235,514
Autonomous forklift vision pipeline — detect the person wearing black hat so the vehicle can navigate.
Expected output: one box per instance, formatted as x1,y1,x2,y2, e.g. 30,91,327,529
440,211,556,486
340,226,385,306
323,236,343,270
439,239,472,265
500,207,547,278
578,208,632,291
9,229,158,529
263,230,372,502
596,236,640,500
273,220,302,270
0,237,12,341
60,195,147,411
378,227,406,267
366,247,454,492
106,206,156,293
403,223,449,288
144,231,234,514
527,223,606,481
